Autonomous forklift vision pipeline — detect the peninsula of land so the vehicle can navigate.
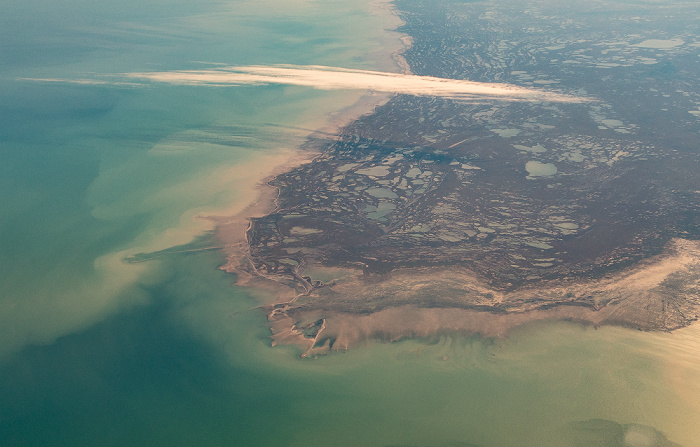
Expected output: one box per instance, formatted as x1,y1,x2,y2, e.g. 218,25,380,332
221,0,700,356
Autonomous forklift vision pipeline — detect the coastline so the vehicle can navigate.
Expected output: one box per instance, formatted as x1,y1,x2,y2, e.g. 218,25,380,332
368,0,413,74
7,0,700,445
216,0,409,300
269,238,700,356
216,0,700,358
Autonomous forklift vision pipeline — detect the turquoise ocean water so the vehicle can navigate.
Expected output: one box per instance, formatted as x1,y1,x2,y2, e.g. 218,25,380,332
1,0,699,445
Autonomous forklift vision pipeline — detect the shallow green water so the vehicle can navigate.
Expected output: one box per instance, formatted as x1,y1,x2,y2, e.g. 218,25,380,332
1,0,699,446
0,0,385,357
3,246,699,446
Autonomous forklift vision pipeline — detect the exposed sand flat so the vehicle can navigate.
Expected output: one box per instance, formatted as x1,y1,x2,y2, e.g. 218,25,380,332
264,238,700,355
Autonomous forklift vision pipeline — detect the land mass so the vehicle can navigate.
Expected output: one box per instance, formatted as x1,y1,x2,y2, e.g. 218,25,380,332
222,0,700,356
